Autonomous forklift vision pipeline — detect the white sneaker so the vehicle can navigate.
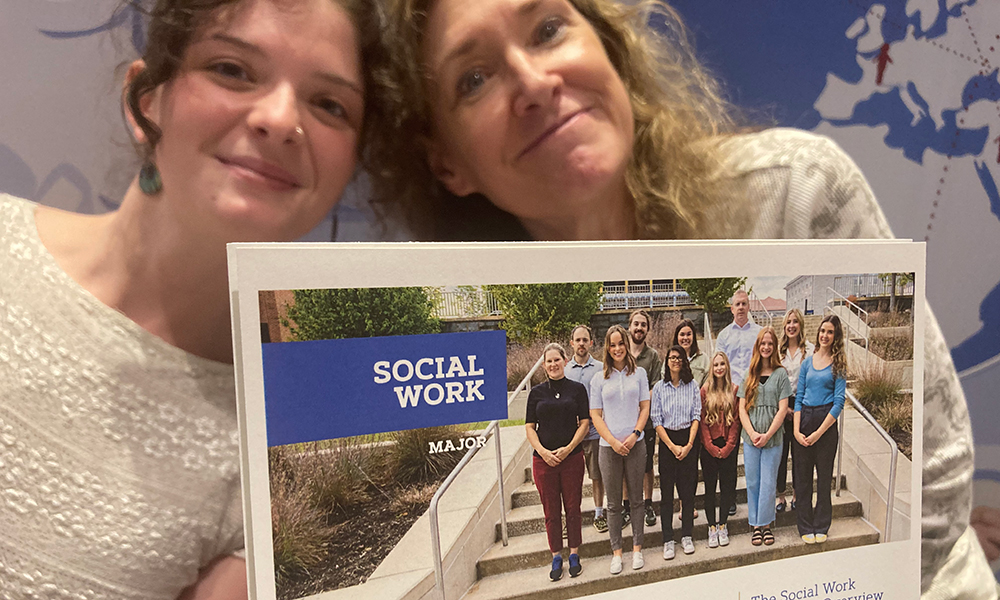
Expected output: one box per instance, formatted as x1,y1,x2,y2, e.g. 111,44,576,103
707,525,719,548
718,524,730,546
681,536,695,555
632,551,644,570
610,554,623,574
663,540,675,560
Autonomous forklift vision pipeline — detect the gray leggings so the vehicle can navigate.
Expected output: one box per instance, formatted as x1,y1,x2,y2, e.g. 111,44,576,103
599,442,646,551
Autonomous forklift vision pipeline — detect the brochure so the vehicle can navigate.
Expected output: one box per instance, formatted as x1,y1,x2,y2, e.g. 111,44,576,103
228,240,923,600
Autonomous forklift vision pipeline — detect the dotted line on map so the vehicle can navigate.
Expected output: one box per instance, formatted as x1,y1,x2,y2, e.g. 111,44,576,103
962,6,992,70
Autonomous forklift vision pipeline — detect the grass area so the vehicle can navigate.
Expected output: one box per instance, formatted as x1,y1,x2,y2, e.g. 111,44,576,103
851,362,912,460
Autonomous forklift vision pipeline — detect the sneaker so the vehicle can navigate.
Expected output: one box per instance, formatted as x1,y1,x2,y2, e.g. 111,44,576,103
718,524,730,546
728,503,737,516
644,504,656,526
610,554,623,574
622,509,631,528
632,551,644,570
681,536,695,555
708,525,719,548
568,553,582,577
663,540,675,560
801,533,816,544
814,533,828,544
549,555,563,581
594,513,609,533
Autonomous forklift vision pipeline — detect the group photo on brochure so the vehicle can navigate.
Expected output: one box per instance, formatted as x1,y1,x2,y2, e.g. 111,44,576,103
258,274,917,599
1,0,996,595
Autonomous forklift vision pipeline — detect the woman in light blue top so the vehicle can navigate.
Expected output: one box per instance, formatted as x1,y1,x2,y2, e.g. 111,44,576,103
590,324,650,574
651,345,701,559
793,314,848,544
738,327,792,548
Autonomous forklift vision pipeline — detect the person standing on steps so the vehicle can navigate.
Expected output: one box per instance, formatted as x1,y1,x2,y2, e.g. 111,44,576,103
674,319,710,386
777,309,814,515
700,351,741,549
626,309,662,530
738,328,791,548
717,289,761,517
525,343,590,581
590,325,650,574
564,324,607,534
652,345,702,559
794,314,847,545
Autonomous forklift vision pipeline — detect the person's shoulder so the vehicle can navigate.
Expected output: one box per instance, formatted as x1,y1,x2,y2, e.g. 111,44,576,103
716,128,852,175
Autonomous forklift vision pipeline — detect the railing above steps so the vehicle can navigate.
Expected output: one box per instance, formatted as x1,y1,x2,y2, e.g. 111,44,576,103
428,351,545,600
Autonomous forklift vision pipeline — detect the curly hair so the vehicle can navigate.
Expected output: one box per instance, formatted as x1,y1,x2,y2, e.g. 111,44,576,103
124,0,394,170
816,314,848,379
376,0,752,240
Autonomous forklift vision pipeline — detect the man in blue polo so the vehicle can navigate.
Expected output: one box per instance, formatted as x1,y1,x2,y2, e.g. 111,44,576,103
564,324,606,532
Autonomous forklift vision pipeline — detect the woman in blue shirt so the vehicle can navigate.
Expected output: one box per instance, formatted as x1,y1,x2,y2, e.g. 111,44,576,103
793,314,848,544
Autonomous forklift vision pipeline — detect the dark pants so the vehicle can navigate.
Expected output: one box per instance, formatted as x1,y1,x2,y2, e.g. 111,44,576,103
794,403,838,536
533,451,585,553
643,421,656,474
777,419,797,496
701,437,738,526
658,428,699,542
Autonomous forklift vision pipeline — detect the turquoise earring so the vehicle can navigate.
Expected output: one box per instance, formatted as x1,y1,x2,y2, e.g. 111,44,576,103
138,162,162,195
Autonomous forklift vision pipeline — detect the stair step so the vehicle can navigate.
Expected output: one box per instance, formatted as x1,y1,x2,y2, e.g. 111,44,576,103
466,513,879,600
481,492,862,578
520,449,760,485
500,474,846,539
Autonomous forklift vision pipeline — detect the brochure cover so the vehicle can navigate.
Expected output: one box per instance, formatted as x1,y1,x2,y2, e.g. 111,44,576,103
228,241,924,600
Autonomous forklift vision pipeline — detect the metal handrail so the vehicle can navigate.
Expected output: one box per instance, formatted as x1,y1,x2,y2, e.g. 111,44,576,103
825,288,872,369
427,352,544,600
748,288,774,328
835,390,899,542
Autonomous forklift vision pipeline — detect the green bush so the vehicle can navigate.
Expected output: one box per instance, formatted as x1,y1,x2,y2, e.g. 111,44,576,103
389,425,466,484
284,287,440,341
487,283,601,344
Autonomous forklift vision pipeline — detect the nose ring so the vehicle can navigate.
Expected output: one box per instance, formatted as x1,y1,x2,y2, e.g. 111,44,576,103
294,126,304,137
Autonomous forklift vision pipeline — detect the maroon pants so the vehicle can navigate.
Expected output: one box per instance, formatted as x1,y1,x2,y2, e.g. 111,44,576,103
532,451,585,553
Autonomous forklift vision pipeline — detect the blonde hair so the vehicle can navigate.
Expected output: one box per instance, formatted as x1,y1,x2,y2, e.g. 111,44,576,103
778,308,807,361
702,351,735,427
376,0,752,239
744,327,782,412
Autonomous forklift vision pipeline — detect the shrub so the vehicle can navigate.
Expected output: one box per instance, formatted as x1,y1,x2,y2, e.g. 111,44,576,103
294,440,378,513
270,448,335,579
487,283,602,344
868,329,914,361
284,287,440,341
388,425,466,484
876,397,912,434
507,339,552,391
853,362,904,414
868,310,912,328
646,311,683,354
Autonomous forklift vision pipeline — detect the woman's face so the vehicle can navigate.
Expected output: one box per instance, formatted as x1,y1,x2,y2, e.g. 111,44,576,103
544,348,566,379
138,0,363,243
712,355,727,379
758,332,775,360
676,326,694,353
784,314,800,339
421,0,634,226
818,322,836,349
667,350,684,378
608,331,628,366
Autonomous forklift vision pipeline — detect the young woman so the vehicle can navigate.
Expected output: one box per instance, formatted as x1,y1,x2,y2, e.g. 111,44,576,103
651,345,701,559
0,0,387,595
793,314,847,544
700,351,741,548
525,343,590,581
589,324,650,574
776,308,814,513
673,319,709,386
378,0,988,592
738,327,792,547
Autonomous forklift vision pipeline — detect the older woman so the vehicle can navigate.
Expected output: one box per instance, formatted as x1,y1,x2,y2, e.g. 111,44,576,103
376,0,990,593
0,0,387,596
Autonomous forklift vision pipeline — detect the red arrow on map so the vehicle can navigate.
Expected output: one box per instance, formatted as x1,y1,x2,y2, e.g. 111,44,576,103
875,43,893,85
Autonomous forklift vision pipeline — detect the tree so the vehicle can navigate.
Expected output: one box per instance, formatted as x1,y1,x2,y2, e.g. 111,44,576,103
284,287,440,341
678,277,747,332
486,283,602,344
879,272,915,313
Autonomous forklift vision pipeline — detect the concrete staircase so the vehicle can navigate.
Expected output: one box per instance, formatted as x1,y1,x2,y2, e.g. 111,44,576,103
462,452,879,600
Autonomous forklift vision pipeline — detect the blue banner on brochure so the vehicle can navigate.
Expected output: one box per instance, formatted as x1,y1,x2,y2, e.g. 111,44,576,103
262,330,508,446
